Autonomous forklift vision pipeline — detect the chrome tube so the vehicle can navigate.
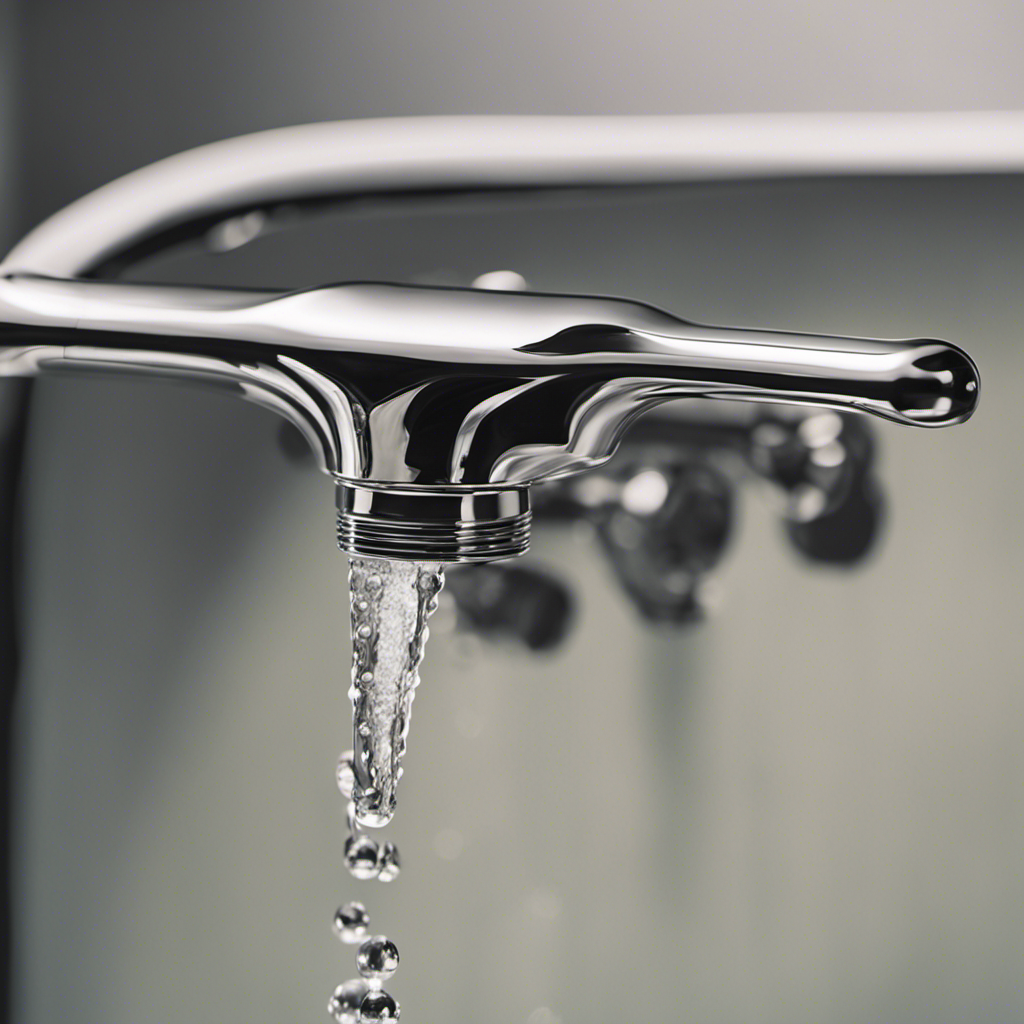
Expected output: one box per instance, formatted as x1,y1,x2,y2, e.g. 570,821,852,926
4,113,1024,279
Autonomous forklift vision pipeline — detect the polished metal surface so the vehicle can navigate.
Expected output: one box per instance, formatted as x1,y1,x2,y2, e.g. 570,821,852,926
0,273,978,559
5,114,1024,280
338,485,531,563
0,117,987,560
533,409,883,623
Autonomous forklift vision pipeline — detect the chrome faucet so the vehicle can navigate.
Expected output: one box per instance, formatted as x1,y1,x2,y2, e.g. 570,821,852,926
0,117,980,564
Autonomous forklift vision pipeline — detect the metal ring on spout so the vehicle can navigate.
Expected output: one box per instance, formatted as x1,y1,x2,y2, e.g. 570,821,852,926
336,482,531,562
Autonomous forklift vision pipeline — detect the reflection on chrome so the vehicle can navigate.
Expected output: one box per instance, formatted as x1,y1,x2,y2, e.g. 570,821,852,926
531,409,884,628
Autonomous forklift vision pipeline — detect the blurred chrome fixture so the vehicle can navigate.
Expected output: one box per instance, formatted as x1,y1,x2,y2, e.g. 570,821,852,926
539,450,735,625
534,409,883,625
444,564,573,650
0,117,981,563
749,410,884,564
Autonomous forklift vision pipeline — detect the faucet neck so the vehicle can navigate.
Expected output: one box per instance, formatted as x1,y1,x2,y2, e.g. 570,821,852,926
336,482,531,563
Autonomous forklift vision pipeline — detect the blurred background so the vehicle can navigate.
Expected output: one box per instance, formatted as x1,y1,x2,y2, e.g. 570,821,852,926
1,2,1023,1022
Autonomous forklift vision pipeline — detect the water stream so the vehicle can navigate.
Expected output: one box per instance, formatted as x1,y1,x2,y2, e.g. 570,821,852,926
328,557,446,1022
348,558,445,829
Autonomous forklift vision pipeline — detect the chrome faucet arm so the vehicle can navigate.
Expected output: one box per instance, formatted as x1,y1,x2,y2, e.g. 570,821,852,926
0,116,986,561
0,272,978,561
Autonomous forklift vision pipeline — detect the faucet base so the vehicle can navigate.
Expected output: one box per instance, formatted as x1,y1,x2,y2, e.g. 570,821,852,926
336,482,531,563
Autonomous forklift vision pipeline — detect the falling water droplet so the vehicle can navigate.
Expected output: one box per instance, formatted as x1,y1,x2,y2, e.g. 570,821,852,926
356,935,400,981
377,842,401,883
328,979,369,1024
344,834,381,880
359,989,400,1022
336,752,356,799
333,901,370,944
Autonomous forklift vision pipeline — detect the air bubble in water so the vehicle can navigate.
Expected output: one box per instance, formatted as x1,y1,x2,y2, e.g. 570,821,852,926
356,935,399,982
328,979,369,1024
333,901,370,944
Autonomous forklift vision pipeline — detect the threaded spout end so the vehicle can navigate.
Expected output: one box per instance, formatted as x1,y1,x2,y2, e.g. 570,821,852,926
336,483,531,563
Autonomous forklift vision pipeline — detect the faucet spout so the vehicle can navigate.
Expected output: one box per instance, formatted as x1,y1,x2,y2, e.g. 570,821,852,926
0,273,979,561
545,315,980,428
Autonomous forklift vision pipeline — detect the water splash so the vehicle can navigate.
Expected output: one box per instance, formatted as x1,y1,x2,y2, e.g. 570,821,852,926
348,557,444,828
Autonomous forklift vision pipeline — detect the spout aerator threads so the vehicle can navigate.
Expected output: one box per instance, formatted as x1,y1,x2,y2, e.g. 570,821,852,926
336,483,531,563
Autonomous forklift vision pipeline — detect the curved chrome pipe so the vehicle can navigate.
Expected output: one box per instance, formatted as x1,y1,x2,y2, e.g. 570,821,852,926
0,116,987,561
5,113,1024,279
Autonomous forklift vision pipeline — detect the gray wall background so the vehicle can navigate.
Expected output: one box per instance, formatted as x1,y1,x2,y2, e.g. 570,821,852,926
3,3,1024,1023
0,0,15,250
14,0,1024,226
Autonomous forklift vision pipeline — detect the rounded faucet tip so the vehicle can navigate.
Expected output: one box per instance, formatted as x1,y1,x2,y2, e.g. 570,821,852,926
890,340,980,426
